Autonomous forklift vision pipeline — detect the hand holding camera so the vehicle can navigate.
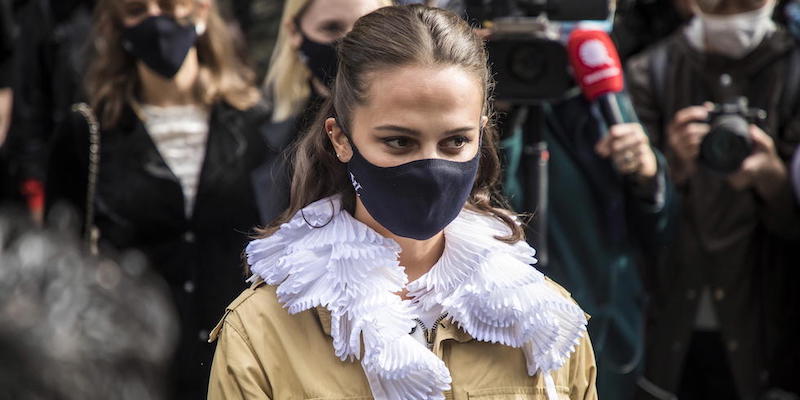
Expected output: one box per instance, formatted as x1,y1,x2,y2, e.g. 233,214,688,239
666,104,711,182
727,124,787,197
667,99,786,195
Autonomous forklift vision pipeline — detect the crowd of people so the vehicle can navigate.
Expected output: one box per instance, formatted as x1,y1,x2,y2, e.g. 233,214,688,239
0,0,799,399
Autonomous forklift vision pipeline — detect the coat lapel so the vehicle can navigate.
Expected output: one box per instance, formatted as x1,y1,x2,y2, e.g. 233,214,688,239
135,118,182,185
195,103,249,201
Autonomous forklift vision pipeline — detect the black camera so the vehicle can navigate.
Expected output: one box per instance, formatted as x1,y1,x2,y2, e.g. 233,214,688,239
699,98,767,174
465,0,611,103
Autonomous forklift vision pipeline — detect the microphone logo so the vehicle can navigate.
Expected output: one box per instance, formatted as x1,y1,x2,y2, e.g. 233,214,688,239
567,29,624,100
579,39,614,68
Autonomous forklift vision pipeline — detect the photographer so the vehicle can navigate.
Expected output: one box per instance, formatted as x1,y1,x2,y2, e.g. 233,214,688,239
627,0,800,398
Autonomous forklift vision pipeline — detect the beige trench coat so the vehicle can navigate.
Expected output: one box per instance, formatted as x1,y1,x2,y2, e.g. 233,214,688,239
208,279,598,400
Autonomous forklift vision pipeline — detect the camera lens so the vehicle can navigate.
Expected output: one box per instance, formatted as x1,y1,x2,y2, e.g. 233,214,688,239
508,44,547,83
700,114,753,174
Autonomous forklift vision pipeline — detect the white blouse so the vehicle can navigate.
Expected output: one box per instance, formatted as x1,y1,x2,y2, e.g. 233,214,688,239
140,104,209,218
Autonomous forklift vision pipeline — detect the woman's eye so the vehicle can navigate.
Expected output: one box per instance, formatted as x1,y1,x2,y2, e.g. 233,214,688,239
442,136,470,149
382,137,413,149
320,21,346,35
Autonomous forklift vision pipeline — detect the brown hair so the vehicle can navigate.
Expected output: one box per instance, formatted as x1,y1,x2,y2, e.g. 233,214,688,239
261,4,525,243
87,0,261,128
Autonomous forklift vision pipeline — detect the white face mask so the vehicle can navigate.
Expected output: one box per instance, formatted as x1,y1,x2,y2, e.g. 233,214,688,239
689,0,776,58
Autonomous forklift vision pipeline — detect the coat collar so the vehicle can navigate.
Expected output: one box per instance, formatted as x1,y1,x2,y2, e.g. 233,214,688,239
246,195,587,400
264,280,584,347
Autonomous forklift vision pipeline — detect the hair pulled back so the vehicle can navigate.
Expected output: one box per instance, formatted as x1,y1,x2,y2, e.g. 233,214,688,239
260,4,525,243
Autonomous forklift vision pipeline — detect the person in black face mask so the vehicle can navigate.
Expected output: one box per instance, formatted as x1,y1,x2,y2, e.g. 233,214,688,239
45,0,282,398
208,6,597,400
260,0,388,143
250,0,389,225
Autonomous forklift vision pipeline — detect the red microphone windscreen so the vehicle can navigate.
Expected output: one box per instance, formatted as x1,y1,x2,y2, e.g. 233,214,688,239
567,29,624,101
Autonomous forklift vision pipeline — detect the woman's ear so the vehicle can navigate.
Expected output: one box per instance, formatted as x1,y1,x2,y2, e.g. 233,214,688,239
325,117,352,162
193,0,211,34
287,18,303,50
480,115,488,130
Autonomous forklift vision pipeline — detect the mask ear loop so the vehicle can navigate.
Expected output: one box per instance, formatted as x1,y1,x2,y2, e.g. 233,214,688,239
300,200,337,229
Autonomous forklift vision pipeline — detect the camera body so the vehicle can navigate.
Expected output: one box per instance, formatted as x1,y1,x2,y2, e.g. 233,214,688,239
485,19,571,103
465,0,611,103
699,98,767,174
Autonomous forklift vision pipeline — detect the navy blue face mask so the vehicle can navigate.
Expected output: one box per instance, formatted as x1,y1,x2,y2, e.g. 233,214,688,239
296,24,338,87
347,142,480,240
122,15,198,79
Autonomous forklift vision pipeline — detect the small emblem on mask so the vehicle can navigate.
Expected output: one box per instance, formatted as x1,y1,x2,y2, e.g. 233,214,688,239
349,172,363,194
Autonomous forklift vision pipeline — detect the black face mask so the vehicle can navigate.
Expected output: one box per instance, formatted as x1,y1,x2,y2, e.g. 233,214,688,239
347,144,480,240
297,28,338,87
121,15,198,79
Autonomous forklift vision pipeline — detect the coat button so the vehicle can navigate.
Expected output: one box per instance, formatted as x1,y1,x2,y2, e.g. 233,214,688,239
727,340,739,352
686,289,697,300
198,329,209,341
184,231,196,243
183,280,195,293
714,288,726,301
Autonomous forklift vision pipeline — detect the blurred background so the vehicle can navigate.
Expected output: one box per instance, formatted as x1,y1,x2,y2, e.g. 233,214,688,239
0,0,799,399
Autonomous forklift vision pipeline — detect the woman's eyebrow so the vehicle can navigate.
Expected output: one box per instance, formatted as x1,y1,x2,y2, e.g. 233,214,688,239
374,125,420,136
442,127,475,135
373,125,476,136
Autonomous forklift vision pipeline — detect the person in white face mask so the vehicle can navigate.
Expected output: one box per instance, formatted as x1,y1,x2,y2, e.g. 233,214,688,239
625,0,800,399
685,0,778,58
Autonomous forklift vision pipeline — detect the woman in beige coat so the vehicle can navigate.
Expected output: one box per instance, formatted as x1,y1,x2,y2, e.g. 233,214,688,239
208,5,598,400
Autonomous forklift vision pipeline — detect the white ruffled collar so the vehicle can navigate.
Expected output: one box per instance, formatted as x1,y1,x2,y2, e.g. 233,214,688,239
246,195,587,400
